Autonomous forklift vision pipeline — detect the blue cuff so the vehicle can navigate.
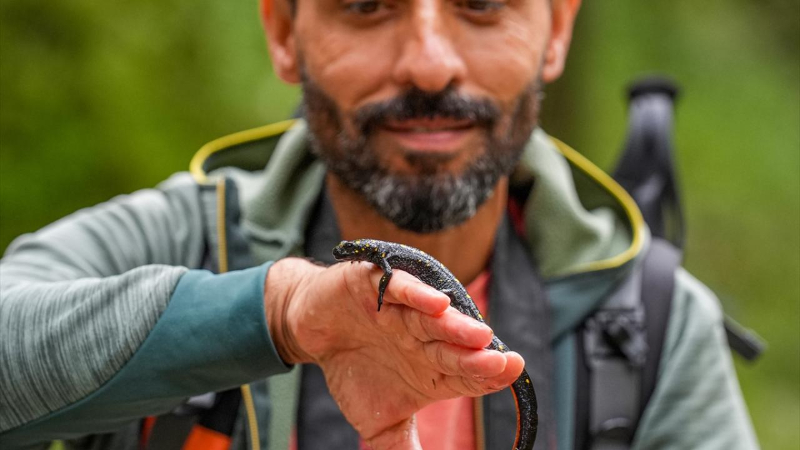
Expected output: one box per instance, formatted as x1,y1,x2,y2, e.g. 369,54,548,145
147,262,291,390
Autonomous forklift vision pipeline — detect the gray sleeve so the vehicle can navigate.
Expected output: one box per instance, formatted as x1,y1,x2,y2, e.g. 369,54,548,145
0,173,206,432
632,269,760,449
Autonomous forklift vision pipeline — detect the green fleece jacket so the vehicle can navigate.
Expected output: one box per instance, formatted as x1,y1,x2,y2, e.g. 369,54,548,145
0,120,758,449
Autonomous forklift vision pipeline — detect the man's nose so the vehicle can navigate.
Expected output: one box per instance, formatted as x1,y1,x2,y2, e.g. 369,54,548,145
392,6,467,93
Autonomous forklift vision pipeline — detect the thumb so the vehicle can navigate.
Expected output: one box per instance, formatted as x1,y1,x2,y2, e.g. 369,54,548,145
365,416,422,450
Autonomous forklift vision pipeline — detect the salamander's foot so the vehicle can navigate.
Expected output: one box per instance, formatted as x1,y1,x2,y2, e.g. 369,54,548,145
377,272,391,312
440,289,457,306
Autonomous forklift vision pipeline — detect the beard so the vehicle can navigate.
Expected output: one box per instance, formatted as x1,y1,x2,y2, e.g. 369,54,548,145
300,70,542,233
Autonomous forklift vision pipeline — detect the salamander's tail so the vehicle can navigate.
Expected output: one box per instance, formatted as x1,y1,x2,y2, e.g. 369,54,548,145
510,368,537,450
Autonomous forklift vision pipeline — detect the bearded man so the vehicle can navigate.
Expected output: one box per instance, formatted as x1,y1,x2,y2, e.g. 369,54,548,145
0,1,757,449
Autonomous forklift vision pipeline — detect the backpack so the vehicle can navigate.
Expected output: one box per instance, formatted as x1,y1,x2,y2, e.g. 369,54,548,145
576,76,765,450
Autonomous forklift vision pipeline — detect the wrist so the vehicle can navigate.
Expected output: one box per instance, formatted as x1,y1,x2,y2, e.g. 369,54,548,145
264,258,316,365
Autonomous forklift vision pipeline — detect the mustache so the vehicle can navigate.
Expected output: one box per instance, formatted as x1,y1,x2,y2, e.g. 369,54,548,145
353,86,502,135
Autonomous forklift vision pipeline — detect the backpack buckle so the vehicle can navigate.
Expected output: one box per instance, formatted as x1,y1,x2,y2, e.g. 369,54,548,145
585,310,648,368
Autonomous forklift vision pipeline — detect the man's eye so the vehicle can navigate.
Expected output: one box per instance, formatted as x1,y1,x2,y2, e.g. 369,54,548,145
345,1,383,14
457,0,506,13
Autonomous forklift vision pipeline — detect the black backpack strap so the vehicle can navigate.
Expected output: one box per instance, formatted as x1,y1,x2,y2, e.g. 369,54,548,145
146,414,198,450
639,239,681,411
582,259,647,450
578,238,680,450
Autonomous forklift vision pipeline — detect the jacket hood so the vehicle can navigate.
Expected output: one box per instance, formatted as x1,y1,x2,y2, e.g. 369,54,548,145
192,120,648,339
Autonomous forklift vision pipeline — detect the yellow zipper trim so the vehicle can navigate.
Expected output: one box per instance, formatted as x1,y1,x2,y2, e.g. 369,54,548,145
215,178,260,450
550,137,646,274
240,383,260,450
190,119,298,183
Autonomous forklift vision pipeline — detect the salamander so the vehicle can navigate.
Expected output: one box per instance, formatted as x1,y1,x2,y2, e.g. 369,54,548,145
332,238,537,450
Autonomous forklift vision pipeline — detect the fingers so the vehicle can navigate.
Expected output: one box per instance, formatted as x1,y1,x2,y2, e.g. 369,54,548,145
367,266,450,315
339,261,526,398
420,342,525,397
495,351,525,388
423,341,508,378
398,305,493,349
439,351,526,398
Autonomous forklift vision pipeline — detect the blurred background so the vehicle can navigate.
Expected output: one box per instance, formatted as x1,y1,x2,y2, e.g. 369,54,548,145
1,0,797,448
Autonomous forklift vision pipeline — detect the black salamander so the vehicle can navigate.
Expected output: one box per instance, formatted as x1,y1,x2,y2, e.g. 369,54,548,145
332,238,537,450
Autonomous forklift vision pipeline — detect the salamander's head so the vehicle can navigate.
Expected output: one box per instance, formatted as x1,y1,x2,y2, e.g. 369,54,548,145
332,240,363,261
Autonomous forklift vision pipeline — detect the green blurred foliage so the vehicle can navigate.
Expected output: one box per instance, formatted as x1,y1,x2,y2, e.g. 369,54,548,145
1,0,798,448
0,0,300,240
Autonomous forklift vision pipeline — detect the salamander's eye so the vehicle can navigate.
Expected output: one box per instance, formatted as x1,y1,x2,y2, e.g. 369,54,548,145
334,241,360,257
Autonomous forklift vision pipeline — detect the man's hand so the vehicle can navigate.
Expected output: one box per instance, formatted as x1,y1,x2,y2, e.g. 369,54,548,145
265,258,524,450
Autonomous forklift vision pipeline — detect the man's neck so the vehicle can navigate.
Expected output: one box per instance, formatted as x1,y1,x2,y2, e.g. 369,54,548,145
326,174,507,284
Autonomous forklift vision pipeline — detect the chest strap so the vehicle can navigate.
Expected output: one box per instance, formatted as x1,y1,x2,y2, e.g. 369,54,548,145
578,238,680,450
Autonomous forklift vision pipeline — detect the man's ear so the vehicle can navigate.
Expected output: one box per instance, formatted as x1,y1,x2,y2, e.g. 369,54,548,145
541,0,582,83
261,0,300,84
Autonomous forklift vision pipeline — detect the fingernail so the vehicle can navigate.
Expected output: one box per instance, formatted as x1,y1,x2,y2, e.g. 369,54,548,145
472,322,492,335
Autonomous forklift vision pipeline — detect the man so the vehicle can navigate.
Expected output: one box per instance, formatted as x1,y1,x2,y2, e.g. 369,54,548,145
0,1,758,449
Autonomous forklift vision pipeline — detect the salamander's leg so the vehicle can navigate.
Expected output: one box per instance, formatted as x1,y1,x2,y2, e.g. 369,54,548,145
440,289,458,308
441,288,486,323
375,256,392,311
440,288,477,319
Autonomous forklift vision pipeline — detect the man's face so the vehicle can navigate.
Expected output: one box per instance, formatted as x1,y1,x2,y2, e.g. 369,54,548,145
266,0,577,232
